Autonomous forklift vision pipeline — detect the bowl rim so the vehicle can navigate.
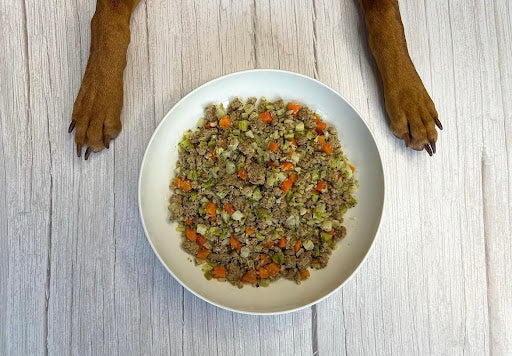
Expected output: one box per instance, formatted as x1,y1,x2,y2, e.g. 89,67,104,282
138,69,386,315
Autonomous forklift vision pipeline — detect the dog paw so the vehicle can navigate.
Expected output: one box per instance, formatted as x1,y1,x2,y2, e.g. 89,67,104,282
384,80,442,156
68,57,124,160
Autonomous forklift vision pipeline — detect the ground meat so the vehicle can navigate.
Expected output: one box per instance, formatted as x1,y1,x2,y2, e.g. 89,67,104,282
182,240,200,256
295,133,307,146
223,173,242,188
283,269,296,280
239,141,255,156
252,117,266,131
232,196,247,211
284,254,297,268
228,97,243,111
204,105,217,121
297,251,312,270
247,162,266,185
312,254,329,269
208,253,232,265
182,199,198,218
333,226,347,242
226,262,244,283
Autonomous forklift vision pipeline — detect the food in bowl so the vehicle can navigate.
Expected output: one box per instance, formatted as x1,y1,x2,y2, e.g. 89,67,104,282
168,97,358,287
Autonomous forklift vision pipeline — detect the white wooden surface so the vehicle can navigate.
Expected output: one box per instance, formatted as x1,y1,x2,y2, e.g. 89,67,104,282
1,0,511,355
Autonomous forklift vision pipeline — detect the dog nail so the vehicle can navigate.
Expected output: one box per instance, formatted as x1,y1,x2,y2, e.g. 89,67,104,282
434,117,443,130
68,120,76,133
430,140,436,154
425,144,433,156
85,147,92,160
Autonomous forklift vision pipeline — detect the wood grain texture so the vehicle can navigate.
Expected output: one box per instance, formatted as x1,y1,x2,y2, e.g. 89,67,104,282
1,0,511,355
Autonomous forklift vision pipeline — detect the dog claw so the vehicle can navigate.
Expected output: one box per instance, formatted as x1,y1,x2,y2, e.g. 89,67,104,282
104,135,110,149
68,120,76,133
84,147,92,160
77,143,82,157
424,144,433,156
434,117,443,130
430,140,436,154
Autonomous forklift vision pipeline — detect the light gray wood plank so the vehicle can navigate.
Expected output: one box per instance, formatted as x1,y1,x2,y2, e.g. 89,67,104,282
483,1,512,354
0,0,52,354
254,0,316,75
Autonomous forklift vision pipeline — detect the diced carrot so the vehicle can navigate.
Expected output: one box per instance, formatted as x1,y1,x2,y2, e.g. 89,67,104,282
196,234,207,247
267,161,279,168
281,179,293,194
212,266,226,278
267,262,280,277
173,177,182,188
269,141,278,153
242,270,258,283
180,179,192,192
317,135,325,146
245,227,255,236
278,236,287,248
196,248,210,260
294,241,302,253
287,102,301,116
230,235,242,251
323,142,333,155
260,253,271,265
299,269,310,279
205,120,217,129
281,162,294,171
259,111,272,124
289,138,298,147
327,229,335,235
289,172,297,183
206,202,217,221
263,241,274,249
185,228,197,241
258,267,269,278
349,164,355,173
281,173,297,193
316,180,328,192
313,115,320,123
315,120,327,133
208,149,217,161
238,167,248,180
184,218,193,226
219,115,232,130
224,203,235,215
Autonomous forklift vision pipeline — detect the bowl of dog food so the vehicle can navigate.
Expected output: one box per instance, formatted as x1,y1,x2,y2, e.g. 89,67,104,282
138,69,385,314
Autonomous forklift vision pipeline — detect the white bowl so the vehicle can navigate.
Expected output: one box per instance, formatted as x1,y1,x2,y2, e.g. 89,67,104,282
138,69,385,315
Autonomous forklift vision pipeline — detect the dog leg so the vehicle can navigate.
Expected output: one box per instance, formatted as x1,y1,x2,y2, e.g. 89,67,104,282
359,0,441,155
69,0,141,159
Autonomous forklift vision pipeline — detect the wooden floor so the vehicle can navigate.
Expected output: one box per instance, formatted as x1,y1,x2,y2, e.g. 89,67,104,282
1,0,511,355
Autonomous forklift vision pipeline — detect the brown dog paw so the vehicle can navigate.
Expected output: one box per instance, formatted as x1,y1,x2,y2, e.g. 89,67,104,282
69,65,123,159
68,13,130,160
384,77,442,156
